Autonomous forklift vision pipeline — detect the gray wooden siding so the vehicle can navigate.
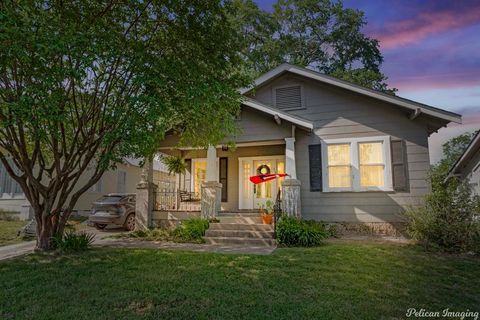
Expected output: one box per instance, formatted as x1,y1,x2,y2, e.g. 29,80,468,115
251,74,431,223
460,149,480,195
158,107,291,148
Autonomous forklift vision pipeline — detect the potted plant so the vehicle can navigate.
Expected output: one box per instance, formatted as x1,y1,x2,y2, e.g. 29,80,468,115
261,200,274,224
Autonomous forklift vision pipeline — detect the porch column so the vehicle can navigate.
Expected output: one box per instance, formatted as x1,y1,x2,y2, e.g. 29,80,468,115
285,137,297,179
283,137,301,218
201,145,222,219
135,159,157,230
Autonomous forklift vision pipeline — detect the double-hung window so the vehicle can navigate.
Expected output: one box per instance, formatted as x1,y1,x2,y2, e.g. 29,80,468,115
322,136,392,192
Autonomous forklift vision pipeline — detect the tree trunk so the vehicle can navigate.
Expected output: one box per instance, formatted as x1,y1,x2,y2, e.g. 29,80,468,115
34,210,68,251
37,226,53,250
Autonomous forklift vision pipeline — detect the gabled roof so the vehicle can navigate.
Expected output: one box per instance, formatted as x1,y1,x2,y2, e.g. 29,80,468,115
242,98,313,130
448,131,480,178
240,63,462,124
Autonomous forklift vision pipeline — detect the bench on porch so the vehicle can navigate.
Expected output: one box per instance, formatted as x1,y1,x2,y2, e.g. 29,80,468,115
179,190,200,202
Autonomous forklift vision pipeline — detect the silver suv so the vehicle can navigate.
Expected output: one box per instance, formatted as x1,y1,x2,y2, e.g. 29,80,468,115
88,194,136,231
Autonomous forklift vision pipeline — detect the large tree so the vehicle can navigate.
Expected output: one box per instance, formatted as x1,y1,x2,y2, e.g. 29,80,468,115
231,0,395,93
0,1,248,250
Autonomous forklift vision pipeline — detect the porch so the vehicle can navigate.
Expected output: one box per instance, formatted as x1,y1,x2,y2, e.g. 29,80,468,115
154,141,293,213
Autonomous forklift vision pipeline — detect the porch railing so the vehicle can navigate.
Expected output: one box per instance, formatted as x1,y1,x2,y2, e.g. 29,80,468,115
154,190,201,212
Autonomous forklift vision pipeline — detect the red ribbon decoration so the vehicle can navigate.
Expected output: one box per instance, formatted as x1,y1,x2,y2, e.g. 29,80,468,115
249,173,288,184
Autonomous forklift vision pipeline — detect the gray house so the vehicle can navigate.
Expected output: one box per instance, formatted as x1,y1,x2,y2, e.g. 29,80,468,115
155,63,461,234
448,131,480,195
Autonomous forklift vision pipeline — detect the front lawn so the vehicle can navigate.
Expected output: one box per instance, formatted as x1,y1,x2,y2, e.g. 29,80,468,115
0,220,28,246
1,241,479,319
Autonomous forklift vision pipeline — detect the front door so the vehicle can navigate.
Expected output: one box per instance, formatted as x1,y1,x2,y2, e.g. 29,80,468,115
239,156,285,210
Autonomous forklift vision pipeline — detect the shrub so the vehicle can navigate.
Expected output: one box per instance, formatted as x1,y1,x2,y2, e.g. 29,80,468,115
123,229,171,241
173,218,209,243
52,231,95,251
405,172,480,253
276,216,328,246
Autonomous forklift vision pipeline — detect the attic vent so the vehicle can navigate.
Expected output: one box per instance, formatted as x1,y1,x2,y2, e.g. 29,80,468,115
275,85,302,110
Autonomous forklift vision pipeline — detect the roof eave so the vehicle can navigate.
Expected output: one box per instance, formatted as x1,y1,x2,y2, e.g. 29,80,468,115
241,63,462,125
242,98,314,131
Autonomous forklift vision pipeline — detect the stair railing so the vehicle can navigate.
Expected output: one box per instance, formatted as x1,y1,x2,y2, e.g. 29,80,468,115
273,189,282,239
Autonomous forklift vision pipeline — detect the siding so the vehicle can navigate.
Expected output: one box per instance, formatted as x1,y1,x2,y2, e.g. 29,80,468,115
251,74,431,223
158,107,292,148
460,149,480,195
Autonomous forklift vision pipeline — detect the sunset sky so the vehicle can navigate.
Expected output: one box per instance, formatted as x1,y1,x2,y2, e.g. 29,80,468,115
255,0,480,162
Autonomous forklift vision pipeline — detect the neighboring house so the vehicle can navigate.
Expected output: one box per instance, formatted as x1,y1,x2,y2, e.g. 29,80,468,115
0,156,173,220
157,63,462,229
447,131,480,195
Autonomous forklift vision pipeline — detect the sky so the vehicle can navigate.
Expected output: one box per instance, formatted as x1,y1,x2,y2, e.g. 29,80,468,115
255,0,480,163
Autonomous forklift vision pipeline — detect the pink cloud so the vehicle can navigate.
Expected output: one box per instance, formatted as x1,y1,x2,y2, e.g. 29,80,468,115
373,8,480,49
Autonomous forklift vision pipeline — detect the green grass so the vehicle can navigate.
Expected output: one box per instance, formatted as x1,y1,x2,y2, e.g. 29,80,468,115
0,220,28,246
0,241,479,319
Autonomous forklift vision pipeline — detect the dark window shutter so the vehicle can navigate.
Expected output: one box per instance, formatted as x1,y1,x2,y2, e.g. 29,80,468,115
309,144,322,192
184,159,192,192
219,157,228,202
391,140,408,191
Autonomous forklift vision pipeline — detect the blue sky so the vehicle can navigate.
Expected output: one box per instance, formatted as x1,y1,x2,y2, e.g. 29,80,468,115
254,0,480,162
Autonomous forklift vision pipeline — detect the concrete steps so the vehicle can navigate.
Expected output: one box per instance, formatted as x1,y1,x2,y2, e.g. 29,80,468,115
204,213,275,247
217,216,263,224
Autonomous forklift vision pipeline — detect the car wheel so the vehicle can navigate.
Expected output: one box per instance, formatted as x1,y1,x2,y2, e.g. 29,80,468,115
124,214,135,231
94,224,107,230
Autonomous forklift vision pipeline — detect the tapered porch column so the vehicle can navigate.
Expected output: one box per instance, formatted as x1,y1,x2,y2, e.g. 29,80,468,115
282,137,301,218
135,158,157,230
201,146,222,219
284,137,297,179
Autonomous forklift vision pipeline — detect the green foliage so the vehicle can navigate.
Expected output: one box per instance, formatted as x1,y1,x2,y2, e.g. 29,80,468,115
0,1,250,248
1,244,480,319
265,200,274,214
52,231,95,251
276,216,328,246
231,0,395,92
405,133,480,253
161,155,187,175
124,229,172,241
406,176,480,253
173,218,210,243
119,218,209,243
435,131,478,176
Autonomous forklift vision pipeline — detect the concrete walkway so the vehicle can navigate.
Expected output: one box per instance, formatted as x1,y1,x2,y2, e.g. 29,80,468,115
95,237,276,255
0,227,276,261
0,241,36,261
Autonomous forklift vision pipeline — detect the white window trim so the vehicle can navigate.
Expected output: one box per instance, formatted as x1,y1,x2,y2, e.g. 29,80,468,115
321,136,393,192
272,83,305,110
190,158,219,193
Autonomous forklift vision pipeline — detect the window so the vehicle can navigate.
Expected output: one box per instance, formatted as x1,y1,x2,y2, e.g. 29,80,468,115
359,142,384,187
322,136,392,192
192,160,207,195
191,158,220,196
117,171,127,193
327,144,351,188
